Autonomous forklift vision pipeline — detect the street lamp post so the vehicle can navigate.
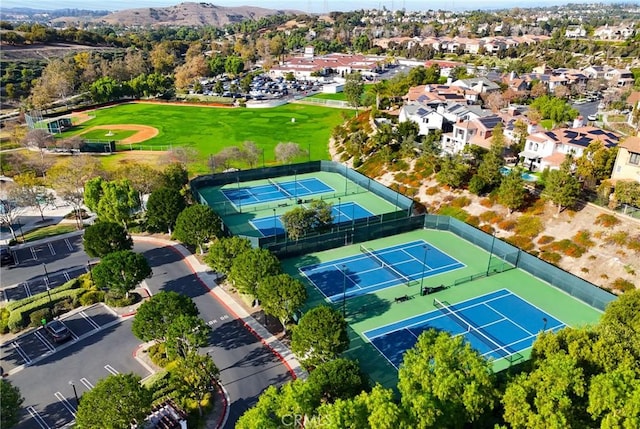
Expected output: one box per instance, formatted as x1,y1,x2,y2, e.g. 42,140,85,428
341,264,347,318
337,197,341,227
43,264,53,310
87,260,94,284
69,380,79,406
420,245,429,291
273,208,277,242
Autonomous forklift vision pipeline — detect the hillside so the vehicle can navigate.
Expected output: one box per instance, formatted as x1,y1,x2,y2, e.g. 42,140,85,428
87,2,302,27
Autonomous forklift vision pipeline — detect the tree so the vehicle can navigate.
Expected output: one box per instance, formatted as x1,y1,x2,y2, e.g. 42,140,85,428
132,291,199,342
229,248,281,298
171,351,220,417
502,353,587,429
281,206,313,241
91,250,152,298
543,157,581,216
113,163,161,209
173,204,222,254
344,72,364,112
165,314,210,359
30,58,76,109
208,146,242,172
530,81,548,98
241,140,262,168
224,55,244,76
257,274,307,332
274,142,307,164
291,306,349,370
475,123,506,192
398,330,497,429
204,236,252,275
75,373,152,429
575,141,618,190
0,190,27,241
436,154,471,188
12,171,55,221
0,379,24,428
587,364,640,428
150,42,176,74
159,162,189,191
613,180,640,207
89,76,122,102
84,177,141,228
498,167,527,214
83,222,133,258
145,187,186,234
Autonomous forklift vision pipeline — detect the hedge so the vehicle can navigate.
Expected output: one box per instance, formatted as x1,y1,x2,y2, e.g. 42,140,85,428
7,288,86,332
6,279,81,311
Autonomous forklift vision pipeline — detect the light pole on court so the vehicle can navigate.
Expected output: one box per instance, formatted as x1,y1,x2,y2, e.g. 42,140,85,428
542,317,548,332
341,264,347,318
273,208,277,242
69,380,79,406
337,197,341,227
420,245,429,291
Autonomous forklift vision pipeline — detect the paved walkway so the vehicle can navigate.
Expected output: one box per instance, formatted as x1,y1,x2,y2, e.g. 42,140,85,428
133,236,307,381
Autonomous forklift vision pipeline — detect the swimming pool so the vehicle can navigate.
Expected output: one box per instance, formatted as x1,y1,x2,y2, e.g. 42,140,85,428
499,166,537,182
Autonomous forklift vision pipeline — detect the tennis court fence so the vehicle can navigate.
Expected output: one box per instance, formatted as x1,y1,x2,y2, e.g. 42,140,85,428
424,215,616,311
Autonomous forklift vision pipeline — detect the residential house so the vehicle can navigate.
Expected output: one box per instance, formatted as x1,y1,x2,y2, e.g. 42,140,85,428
399,102,447,136
437,103,491,124
594,24,635,40
604,69,635,87
582,65,610,80
502,71,529,92
611,134,640,183
405,84,477,105
565,26,586,38
627,91,640,127
441,115,504,154
450,77,501,94
520,123,620,171
424,60,464,78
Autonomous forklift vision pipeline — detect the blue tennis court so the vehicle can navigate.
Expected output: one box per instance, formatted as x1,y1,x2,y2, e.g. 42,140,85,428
299,240,465,302
364,289,566,368
250,202,374,236
221,178,334,206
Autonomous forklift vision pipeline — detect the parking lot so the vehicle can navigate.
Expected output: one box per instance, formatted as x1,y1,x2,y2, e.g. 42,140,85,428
0,303,118,374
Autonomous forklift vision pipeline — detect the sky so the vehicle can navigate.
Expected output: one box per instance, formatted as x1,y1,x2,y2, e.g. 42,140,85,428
0,0,622,13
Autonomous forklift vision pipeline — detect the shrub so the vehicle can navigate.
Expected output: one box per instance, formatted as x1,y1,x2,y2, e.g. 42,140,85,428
506,235,535,251
79,290,105,306
573,230,595,248
537,235,555,245
540,251,561,264
581,267,589,273
480,198,494,208
7,288,84,332
425,186,439,196
443,195,455,202
626,235,640,252
611,278,634,292
595,213,620,227
498,218,517,231
436,206,469,222
607,231,628,246
105,292,138,308
148,343,171,368
600,274,609,280
480,224,495,234
526,199,547,216
514,215,544,238
623,264,636,275
450,196,471,208
29,308,52,327
542,239,586,258
466,215,480,227
0,307,9,334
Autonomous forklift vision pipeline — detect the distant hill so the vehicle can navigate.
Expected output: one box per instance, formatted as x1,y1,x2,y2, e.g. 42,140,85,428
86,2,303,27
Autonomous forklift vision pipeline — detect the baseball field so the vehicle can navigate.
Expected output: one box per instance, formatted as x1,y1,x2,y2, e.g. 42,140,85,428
61,102,348,172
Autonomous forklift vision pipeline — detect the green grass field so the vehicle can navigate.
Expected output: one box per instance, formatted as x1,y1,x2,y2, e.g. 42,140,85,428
62,103,347,172
281,229,603,388
79,129,137,141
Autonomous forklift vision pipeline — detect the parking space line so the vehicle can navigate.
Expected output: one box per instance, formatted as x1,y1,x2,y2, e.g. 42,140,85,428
12,341,32,365
65,238,73,251
34,330,56,353
80,311,101,330
23,281,32,297
54,392,77,417
104,364,119,375
31,247,38,260
66,324,79,341
27,406,51,429
63,271,71,282
48,242,56,255
80,377,94,389
11,250,19,265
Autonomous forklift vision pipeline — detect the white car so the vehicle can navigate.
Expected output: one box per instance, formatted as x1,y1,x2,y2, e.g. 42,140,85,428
587,114,597,121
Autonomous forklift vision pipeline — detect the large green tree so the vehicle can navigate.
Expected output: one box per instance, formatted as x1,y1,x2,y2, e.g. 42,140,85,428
173,204,222,254
497,167,527,214
164,314,210,359
75,373,152,429
132,291,199,342
543,157,582,216
291,306,349,370
257,274,307,332
436,154,471,188
91,250,152,298
398,330,497,429
0,379,24,429
344,72,364,112
83,221,133,258
158,163,189,191
575,141,618,190
171,351,220,417
83,177,141,228
474,123,506,193
145,187,186,234
203,236,252,275
229,248,280,297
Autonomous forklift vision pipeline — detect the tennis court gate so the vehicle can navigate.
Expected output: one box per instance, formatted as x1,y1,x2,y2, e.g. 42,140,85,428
424,215,616,311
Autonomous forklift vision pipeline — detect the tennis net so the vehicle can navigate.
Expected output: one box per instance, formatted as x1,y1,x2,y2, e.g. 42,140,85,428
359,245,411,286
433,298,512,359
268,178,293,200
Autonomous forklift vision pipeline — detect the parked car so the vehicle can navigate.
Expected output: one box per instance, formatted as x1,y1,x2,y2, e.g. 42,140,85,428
588,114,597,121
0,246,13,266
44,320,71,343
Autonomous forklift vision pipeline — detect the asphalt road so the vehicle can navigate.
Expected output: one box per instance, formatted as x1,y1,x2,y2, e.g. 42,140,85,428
136,242,293,427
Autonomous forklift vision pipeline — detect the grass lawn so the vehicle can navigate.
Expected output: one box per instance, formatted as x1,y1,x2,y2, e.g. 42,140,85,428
540,119,553,130
61,103,347,173
309,92,348,101
78,129,138,141
20,224,77,243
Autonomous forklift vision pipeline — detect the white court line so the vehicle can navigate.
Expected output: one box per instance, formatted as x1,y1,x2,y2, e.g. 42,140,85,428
65,238,73,251
54,392,77,417
12,341,32,365
27,406,51,429
80,377,94,389
34,330,56,353
104,364,119,375
48,242,56,255
80,311,101,330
